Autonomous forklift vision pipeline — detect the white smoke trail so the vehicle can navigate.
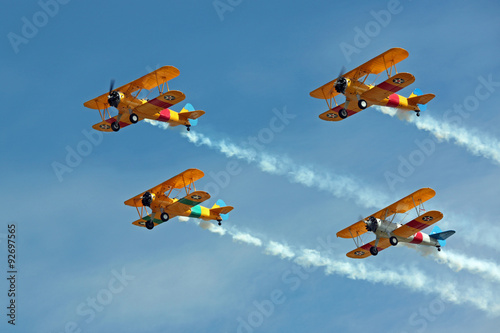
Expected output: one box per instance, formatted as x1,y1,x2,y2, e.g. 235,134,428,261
180,131,389,209
144,119,170,130
195,220,500,315
376,106,500,164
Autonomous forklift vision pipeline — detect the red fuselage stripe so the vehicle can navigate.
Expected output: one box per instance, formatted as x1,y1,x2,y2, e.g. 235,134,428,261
157,108,171,122
410,232,423,244
386,94,400,107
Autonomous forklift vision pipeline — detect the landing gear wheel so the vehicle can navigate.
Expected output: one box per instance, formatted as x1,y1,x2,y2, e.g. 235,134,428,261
160,212,169,222
437,247,441,252
389,236,398,246
111,121,120,132
217,220,222,226
370,246,378,256
145,221,154,230
129,113,139,124
338,108,348,119
186,125,191,132
358,99,367,109
416,112,420,117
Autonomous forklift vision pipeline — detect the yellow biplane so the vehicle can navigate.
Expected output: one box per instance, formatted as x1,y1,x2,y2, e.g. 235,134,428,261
310,48,435,121
124,169,234,230
337,188,455,259
83,66,205,132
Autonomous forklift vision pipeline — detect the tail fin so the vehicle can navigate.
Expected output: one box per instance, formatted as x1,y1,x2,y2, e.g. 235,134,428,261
180,103,200,126
210,199,233,220
407,88,435,112
430,226,456,247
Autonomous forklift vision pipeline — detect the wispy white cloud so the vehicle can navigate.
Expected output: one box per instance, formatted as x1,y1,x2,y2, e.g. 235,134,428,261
144,119,170,130
376,106,500,164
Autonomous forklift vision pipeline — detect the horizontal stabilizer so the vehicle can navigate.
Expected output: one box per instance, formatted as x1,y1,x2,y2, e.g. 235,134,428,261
407,94,435,106
430,226,455,247
210,200,233,220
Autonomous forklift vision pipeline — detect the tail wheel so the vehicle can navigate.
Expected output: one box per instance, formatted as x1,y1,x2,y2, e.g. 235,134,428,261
129,113,139,124
186,125,191,132
217,219,222,226
389,236,398,246
145,221,154,230
338,108,348,119
358,99,367,109
416,111,420,117
111,121,120,132
370,246,378,256
160,212,169,222
437,247,441,252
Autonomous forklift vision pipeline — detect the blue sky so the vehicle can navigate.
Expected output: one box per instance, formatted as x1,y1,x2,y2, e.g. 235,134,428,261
2,0,500,332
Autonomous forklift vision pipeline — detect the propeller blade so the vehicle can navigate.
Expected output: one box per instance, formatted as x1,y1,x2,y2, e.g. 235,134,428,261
337,65,346,80
109,79,115,94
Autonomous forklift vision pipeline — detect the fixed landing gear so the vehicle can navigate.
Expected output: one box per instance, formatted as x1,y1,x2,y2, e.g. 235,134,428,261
145,220,154,230
111,121,120,132
358,99,367,109
160,212,169,222
186,125,191,131
217,219,222,226
129,113,139,123
389,236,398,246
437,247,441,252
370,246,378,256
416,111,420,117
338,108,348,119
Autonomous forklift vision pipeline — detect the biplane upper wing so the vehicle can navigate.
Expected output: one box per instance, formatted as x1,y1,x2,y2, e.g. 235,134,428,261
310,48,409,100
167,191,211,215
133,90,186,116
337,188,436,239
361,72,415,102
319,101,362,121
83,66,180,110
124,169,205,207
346,238,392,259
392,210,443,238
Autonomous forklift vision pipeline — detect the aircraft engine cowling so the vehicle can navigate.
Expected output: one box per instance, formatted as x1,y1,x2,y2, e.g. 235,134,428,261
108,90,122,108
334,77,349,94
141,191,156,207
365,216,379,232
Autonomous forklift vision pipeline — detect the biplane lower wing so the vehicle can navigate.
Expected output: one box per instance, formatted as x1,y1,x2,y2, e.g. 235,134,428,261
319,102,362,121
131,213,178,228
134,90,185,116
361,72,415,103
167,191,211,215
392,210,443,238
92,114,134,132
337,188,436,239
346,238,392,259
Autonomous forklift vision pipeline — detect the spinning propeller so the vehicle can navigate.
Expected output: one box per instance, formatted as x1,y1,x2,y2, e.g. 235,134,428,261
364,216,378,232
334,65,348,94
107,79,121,108
141,191,153,207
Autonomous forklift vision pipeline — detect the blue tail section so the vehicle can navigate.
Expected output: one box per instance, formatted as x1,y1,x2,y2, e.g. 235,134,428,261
216,199,229,220
412,88,426,111
430,226,456,247
183,103,198,126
